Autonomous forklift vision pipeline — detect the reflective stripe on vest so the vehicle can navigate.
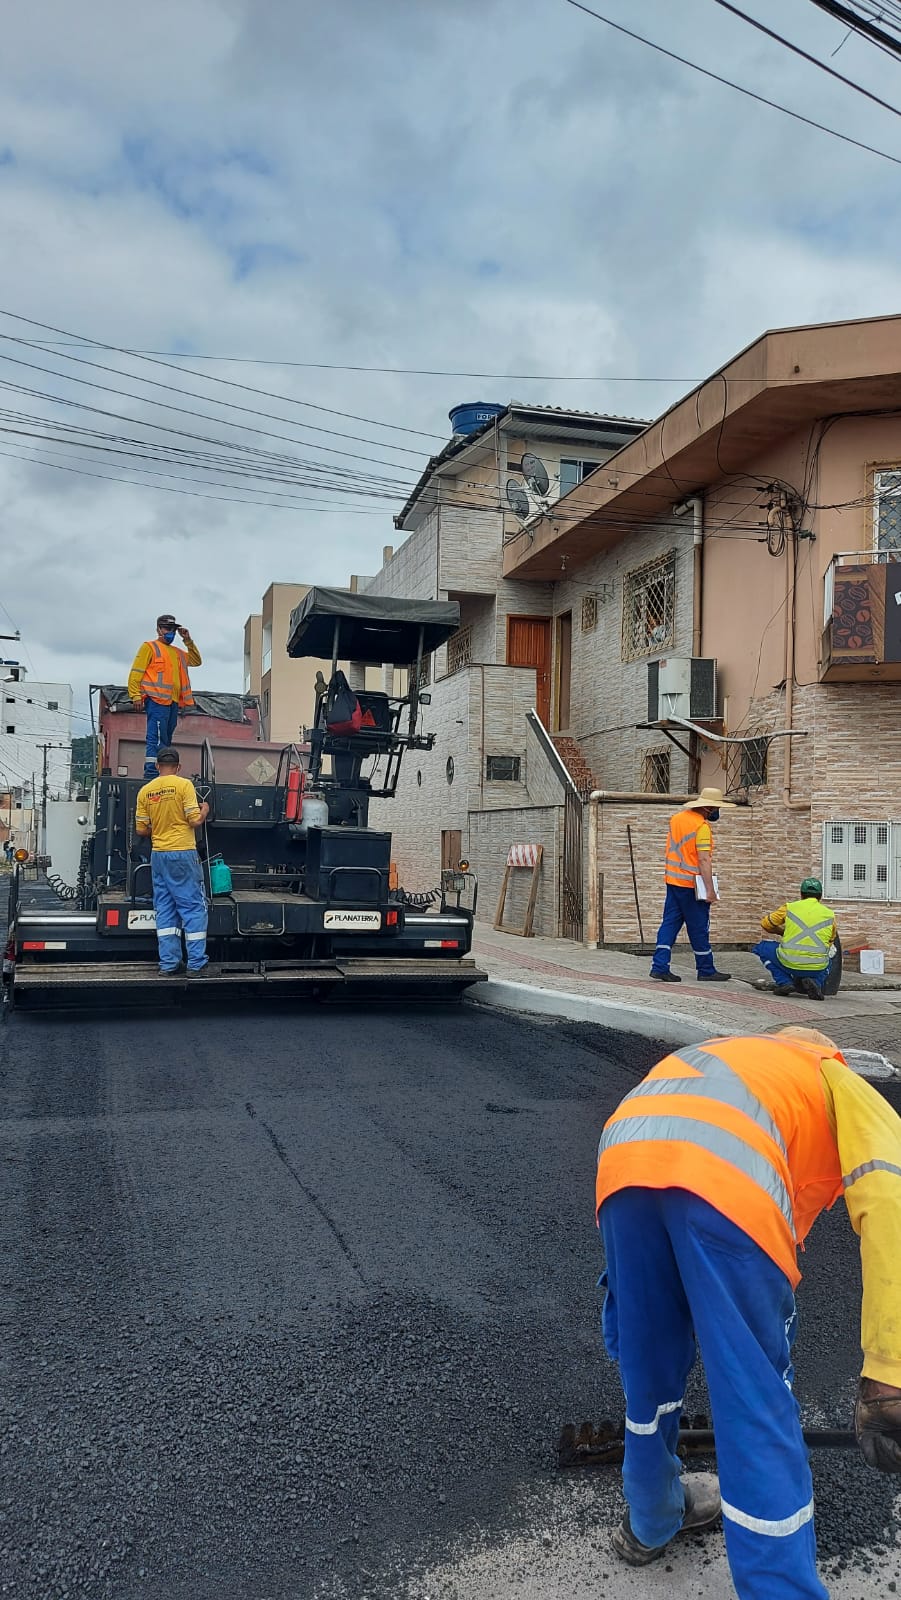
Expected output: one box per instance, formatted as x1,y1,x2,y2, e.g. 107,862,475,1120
664,810,705,887
594,1038,846,1284
778,900,834,972
600,1043,795,1232
140,640,195,707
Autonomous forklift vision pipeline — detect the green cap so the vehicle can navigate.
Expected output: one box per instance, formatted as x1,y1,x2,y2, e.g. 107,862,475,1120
800,877,823,897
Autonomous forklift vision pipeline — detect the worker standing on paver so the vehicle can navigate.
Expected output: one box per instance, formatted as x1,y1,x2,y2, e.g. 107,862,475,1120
595,1024,901,1598
135,747,210,975
650,785,734,984
753,878,837,1001
128,613,202,779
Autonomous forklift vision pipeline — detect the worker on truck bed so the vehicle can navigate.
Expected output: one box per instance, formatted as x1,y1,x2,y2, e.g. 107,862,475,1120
753,877,837,1002
128,613,201,779
135,747,209,976
596,1024,901,1598
650,786,734,984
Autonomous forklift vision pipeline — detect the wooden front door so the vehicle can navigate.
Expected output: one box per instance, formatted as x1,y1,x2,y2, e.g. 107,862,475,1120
507,615,551,727
554,611,572,732
441,829,463,871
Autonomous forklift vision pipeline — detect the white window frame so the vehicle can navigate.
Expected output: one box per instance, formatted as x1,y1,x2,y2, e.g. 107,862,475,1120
559,458,601,499
262,621,272,675
822,819,892,902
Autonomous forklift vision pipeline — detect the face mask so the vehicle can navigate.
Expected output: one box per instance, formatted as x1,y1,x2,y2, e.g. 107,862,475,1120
161,630,176,644
706,808,720,822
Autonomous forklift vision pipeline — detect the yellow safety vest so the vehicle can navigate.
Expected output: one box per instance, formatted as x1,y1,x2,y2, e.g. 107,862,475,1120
778,898,835,973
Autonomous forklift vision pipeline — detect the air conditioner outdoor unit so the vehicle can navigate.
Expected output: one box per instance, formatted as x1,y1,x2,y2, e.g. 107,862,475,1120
647,657,718,724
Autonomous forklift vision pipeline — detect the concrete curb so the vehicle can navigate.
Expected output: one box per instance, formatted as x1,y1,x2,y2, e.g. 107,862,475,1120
467,978,710,1047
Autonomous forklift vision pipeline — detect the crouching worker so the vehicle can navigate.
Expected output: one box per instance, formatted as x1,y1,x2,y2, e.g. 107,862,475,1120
595,1025,901,1598
753,878,836,1001
135,747,210,975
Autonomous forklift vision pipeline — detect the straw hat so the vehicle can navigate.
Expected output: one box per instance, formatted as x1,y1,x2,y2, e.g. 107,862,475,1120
685,785,737,811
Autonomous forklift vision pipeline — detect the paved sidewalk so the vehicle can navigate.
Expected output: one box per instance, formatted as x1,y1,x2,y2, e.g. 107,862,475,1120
471,925,901,1057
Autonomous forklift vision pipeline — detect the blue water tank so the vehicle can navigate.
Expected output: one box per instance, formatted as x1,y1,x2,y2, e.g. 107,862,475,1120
448,402,505,437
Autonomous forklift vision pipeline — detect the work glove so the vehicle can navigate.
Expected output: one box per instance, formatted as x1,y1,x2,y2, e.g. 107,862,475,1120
855,1378,901,1473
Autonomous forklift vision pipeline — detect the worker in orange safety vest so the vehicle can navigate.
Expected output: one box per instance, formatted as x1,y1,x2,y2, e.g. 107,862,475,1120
595,1025,901,1596
650,785,735,984
128,613,201,778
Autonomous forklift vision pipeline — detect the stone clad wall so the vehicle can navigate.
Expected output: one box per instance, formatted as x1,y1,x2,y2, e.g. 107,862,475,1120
469,805,562,939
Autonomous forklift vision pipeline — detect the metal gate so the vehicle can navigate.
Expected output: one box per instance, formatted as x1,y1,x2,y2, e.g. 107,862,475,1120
561,786,584,941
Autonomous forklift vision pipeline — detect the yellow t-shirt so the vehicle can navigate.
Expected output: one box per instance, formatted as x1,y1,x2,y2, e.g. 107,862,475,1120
135,774,201,852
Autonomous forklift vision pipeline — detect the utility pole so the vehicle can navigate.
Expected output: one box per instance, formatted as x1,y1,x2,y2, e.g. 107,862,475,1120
37,743,64,857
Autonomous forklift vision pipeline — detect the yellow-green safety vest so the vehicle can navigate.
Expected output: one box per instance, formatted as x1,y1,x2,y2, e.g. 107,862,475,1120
778,898,835,973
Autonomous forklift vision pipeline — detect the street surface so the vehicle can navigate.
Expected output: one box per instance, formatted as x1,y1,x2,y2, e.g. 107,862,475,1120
0,1004,899,1598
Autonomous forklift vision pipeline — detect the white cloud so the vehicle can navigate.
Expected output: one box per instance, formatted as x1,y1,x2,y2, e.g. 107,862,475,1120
0,0,900,708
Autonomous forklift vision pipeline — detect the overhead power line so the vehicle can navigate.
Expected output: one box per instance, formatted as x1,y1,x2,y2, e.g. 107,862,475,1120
711,0,901,118
0,311,446,443
806,0,901,61
561,0,901,166
13,339,901,384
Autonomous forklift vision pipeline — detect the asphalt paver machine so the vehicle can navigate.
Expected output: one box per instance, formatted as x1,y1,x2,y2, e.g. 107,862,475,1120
3,590,487,1012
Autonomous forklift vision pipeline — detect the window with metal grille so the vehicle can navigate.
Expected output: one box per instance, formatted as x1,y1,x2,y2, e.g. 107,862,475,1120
822,820,891,901
874,470,901,553
446,626,472,676
642,748,670,794
581,594,598,632
486,755,521,782
740,736,768,789
622,551,676,659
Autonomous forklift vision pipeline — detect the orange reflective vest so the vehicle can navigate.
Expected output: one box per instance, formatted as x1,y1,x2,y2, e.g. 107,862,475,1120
596,1036,845,1287
140,640,195,708
664,808,709,887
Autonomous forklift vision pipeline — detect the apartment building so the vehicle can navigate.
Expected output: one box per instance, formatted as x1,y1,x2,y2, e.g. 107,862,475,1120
350,322,901,965
501,313,901,963
243,583,332,743
0,662,73,803
355,402,649,928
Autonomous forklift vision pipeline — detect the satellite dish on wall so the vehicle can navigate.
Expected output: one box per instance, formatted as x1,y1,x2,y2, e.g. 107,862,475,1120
521,452,550,497
506,479,531,520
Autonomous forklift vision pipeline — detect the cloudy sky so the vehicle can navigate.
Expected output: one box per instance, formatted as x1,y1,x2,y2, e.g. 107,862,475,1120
2,0,901,722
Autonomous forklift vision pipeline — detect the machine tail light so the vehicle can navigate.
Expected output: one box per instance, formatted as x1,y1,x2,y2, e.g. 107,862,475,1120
386,910,398,927
106,909,120,927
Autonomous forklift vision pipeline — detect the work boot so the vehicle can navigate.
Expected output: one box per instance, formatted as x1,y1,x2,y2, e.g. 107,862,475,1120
773,984,794,997
650,971,682,983
697,971,731,982
159,963,186,977
612,1473,721,1566
802,978,825,1002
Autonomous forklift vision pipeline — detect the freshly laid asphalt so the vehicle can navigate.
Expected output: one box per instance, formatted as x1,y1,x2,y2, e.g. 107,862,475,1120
0,1002,898,1599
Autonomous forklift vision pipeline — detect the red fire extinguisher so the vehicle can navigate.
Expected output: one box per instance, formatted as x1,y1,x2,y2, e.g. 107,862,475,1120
285,766,304,823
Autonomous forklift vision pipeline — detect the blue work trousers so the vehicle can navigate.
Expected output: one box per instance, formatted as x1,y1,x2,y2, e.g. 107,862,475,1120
753,940,829,993
599,1187,827,1600
144,701,179,777
151,850,208,972
651,883,715,976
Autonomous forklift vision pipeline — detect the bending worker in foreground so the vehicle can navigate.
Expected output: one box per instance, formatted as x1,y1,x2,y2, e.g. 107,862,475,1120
753,878,837,1001
135,747,210,975
128,613,202,779
596,1025,901,1599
